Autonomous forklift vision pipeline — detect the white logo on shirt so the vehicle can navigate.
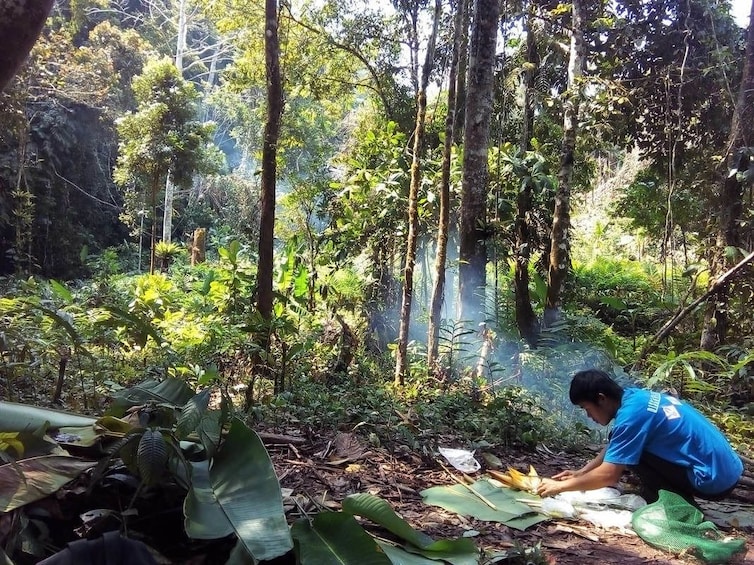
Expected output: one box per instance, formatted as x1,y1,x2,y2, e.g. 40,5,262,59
663,405,680,420
647,392,661,413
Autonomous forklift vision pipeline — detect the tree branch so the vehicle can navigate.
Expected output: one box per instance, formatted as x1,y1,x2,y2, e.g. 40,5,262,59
633,249,754,369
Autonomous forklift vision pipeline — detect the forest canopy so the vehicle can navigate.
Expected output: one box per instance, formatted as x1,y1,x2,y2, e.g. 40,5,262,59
0,0,752,415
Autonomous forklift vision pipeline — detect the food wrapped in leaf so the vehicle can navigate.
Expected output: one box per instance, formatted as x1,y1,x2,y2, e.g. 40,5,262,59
488,465,541,494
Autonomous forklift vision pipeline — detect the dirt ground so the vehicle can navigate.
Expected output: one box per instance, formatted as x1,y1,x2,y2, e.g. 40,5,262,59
264,428,754,565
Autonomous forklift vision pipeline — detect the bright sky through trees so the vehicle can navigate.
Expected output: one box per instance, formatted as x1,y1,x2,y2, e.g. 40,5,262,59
732,0,750,27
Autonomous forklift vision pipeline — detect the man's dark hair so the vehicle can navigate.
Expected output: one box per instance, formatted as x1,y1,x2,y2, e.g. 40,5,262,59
569,369,624,404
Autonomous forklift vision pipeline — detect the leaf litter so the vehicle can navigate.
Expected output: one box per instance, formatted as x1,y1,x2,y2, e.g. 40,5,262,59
1,413,753,564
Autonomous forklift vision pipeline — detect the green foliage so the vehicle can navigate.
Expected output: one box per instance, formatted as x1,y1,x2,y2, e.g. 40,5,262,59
488,141,556,237
114,57,220,262
326,120,409,259
646,350,726,395
708,407,754,458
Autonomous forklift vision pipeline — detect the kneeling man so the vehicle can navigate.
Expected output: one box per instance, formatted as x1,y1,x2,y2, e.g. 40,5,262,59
537,369,743,504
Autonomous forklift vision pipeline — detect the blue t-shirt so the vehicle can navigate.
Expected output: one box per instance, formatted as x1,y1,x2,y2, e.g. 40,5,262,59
604,388,743,494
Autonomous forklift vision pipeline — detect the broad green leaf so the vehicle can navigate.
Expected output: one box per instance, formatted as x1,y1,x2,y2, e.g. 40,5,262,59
109,378,196,415
175,389,211,440
291,512,391,565
399,541,479,565
197,412,222,459
599,296,628,310
2,431,65,458
378,542,442,565
184,417,292,561
224,538,256,564
0,401,97,432
184,461,233,539
28,304,85,350
420,480,548,531
49,279,73,303
343,493,478,565
54,415,133,449
0,433,24,457
343,493,433,547
0,455,96,512
102,305,164,347
95,415,135,434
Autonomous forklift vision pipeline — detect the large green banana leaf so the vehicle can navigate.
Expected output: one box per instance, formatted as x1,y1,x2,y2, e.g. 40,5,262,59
343,493,479,565
183,417,292,562
0,401,96,432
420,480,548,531
183,460,233,539
108,378,196,415
0,455,96,512
291,512,392,564
378,542,449,564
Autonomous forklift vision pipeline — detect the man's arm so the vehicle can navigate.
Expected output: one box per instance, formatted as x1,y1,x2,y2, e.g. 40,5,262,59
552,446,607,480
537,459,625,497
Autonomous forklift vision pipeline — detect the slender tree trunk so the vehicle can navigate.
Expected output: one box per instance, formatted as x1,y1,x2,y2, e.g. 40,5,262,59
544,0,585,325
175,0,187,71
162,173,174,243
257,0,283,320
150,173,159,274
162,0,187,244
453,0,470,146
458,0,499,325
395,0,441,386
513,3,539,346
700,0,754,350
52,347,70,405
427,0,464,368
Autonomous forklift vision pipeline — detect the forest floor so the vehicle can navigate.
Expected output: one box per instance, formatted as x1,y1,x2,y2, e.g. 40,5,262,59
264,425,754,565
4,381,754,564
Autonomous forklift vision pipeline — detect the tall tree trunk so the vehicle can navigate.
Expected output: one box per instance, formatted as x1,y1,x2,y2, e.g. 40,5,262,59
453,0,470,146
513,3,540,346
0,0,54,92
700,0,754,350
162,172,174,243
162,0,188,244
395,0,441,386
544,0,585,325
174,0,187,71
427,0,464,368
256,0,283,320
458,0,499,325
247,0,283,410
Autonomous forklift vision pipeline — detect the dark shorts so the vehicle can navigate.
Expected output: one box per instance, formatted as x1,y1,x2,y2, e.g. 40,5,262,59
631,452,739,504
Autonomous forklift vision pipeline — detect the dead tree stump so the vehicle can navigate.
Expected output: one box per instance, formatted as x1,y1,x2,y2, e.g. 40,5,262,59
191,228,206,266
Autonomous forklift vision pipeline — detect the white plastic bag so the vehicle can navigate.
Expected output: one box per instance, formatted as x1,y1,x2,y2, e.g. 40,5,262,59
541,497,577,519
550,488,646,531
438,447,481,473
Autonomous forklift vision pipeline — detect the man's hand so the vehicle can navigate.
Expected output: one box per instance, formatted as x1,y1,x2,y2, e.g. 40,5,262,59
537,478,565,498
552,469,581,480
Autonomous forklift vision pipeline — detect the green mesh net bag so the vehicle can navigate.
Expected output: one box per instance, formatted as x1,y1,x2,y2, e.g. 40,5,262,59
631,490,746,563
